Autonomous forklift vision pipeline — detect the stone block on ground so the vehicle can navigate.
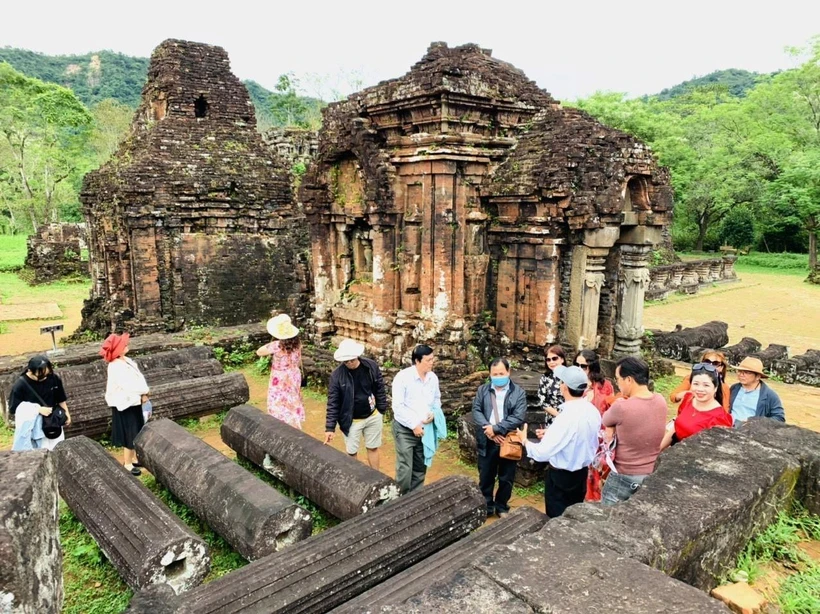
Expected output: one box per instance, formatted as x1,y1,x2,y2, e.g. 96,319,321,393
457,413,547,487
740,418,820,516
652,320,729,361
54,436,210,593
711,582,767,614
403,523,729,613
172,476,486,614
721,337,762,366
53,371,249,440
0,450,62,614
607,427,800,590
332,505,546,613
135,419,312,560
221,404,399,520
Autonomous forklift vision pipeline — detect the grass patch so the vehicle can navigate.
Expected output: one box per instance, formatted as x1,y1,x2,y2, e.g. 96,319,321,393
0,271,91,307
0,421,15,450
651,374,680,399
0,234,27,271
176,410,229,434
736,252,808,271
513,481,545,498
731,504,820,611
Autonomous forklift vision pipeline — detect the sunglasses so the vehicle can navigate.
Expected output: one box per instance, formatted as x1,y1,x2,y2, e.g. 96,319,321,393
692,362,718,373
574,363,589,370
546,356,562,362
703,359,725,367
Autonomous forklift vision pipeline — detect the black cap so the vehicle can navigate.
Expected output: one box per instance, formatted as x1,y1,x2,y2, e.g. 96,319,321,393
27,355,51,372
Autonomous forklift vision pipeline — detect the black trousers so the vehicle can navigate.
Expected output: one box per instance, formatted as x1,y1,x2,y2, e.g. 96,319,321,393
545,466,588,518
477,441,518,513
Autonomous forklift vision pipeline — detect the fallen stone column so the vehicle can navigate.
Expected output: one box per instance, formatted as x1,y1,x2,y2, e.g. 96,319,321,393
331,505,545,613
0,450,62,613
720,337,762,366
221,404,399,520
771,349,820,386
54,436,210,593
653,320,729,361
134,419,313,561
47,371,249,440
750,343,789,370
403,522,729,613
133,476,485,614
457,412,547,487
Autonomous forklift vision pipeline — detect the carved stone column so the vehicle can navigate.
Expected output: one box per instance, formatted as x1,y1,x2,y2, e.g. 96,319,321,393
614,244,652,355
580,255,606,349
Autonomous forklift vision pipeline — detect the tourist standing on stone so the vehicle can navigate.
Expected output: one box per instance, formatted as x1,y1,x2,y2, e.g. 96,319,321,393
472,357,527,518
520,365,600,518
9,355,71,451
537,345,567,425
600,357,667,505
324,339,388,470
669,349,731,411
728,357,785,425
102,334,149,476
574,350,614,502
661,363,732,450
391,344,441,494
256,314,305,430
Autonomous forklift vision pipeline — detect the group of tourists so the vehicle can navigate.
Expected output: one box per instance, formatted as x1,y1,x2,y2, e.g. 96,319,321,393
9,332,151,478
8,308,787,521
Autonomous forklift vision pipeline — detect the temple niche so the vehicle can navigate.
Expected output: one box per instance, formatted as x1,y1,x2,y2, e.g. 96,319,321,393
301,42,672,369
79,40,309,335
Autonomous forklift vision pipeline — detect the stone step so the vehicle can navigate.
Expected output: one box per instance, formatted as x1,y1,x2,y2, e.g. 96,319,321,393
221,404,399,520
331,505,546,613
135,419,313,561
0,450,62,613
54,436,210,593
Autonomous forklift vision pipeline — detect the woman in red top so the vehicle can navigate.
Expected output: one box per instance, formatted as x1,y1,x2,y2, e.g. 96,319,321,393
661,363,733,450
576,349,615,502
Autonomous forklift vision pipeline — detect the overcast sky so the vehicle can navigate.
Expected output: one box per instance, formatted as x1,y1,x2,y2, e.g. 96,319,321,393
4,1,819,101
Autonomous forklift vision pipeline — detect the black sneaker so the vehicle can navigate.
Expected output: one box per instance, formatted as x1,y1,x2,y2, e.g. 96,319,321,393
132,462,143,468
130,466,142,476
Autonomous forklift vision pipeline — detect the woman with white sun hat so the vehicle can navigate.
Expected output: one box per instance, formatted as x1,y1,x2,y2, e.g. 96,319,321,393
256,314,305,429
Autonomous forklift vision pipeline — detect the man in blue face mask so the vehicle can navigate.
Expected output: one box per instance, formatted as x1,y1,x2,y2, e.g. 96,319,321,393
471,357,527,518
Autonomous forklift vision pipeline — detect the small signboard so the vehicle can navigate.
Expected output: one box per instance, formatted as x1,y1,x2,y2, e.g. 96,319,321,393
40,323,65,356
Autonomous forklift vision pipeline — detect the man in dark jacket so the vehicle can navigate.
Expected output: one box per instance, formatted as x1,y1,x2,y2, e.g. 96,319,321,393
729,356,785,424
324,339,388,470
472,357,527,517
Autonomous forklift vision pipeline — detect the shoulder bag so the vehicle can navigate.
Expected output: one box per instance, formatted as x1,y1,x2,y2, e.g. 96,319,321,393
491,391,523,461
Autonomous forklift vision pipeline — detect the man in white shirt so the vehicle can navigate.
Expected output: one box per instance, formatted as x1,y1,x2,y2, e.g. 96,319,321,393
519,365,600,518
391,344,440,493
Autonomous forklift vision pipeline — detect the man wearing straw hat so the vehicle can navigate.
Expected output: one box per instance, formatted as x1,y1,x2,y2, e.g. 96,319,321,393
324,339,388,470
728,356,785,425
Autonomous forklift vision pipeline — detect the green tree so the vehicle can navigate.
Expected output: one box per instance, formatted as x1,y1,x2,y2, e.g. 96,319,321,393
89,98,133,163
719,205,756,249
0,62,92,233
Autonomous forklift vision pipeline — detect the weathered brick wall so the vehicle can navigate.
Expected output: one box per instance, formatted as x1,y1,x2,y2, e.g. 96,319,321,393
79,39,307,335
24,223,88,284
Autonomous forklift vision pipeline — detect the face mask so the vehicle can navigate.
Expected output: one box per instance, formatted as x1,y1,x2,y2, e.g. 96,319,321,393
491,376,510,387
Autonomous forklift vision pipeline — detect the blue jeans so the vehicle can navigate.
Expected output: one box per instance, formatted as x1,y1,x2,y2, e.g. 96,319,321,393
601,472,647,506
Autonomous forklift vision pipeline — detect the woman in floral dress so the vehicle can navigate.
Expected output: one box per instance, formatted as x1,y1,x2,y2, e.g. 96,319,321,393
256,314,305,429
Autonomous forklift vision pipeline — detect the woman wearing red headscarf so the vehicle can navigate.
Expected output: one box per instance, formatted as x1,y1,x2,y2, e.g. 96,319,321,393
101,333,149,475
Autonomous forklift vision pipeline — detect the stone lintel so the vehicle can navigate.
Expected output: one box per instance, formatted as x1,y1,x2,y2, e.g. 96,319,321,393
619,223,663,245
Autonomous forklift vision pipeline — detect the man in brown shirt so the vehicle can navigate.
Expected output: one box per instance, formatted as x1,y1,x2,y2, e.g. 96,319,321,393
601,356,667,505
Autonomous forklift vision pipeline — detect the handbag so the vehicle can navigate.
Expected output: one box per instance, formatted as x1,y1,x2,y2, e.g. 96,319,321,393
491,392,523,461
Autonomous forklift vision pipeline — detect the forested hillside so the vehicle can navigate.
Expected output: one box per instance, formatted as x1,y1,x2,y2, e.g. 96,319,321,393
655,68,767,100
0,47,323,129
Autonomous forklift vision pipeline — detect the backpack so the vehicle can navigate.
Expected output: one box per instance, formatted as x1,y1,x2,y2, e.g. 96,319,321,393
19,376,67,439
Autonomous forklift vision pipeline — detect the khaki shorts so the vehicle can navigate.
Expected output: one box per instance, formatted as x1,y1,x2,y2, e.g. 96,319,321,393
343,411,383,455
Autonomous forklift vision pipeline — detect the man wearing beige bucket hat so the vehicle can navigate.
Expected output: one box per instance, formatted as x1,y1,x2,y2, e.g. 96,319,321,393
728,356,785,425
324,338,388,470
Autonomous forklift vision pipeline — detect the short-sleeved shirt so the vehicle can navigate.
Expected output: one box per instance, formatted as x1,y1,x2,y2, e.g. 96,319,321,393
602,393,667,476
348,364,374,419
8,373,67,416
674,393,733,440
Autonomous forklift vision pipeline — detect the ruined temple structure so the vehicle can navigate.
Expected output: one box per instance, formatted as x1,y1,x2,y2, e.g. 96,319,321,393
25,223,88,284
301,42,672,367
79,40,309,335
